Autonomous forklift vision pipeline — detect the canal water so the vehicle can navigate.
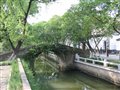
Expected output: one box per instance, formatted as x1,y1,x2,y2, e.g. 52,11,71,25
34,59,120,90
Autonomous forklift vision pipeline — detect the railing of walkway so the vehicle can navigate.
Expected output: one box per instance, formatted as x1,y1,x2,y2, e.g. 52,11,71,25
75,54,120,70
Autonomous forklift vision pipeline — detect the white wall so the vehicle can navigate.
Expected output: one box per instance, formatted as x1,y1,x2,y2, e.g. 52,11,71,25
89,35,120,50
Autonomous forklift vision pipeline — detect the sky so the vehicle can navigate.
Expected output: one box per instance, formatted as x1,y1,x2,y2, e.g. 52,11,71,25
27,0,79,24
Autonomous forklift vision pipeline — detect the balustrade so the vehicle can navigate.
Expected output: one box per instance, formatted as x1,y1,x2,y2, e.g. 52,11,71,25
75,54,119,70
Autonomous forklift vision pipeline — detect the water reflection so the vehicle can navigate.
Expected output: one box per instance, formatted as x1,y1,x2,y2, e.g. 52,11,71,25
35,59,120,90
48,71,120,90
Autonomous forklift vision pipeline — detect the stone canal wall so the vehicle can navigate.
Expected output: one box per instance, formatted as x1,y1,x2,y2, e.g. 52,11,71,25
74,61,120,86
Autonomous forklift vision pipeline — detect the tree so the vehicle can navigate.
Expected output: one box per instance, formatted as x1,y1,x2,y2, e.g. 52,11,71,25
44,15,62,44
20,0,120,70
60,4,94,51
29,15,63,46
0,0,50,59
77,0,120,52
79,0,120,34
61,0,120,51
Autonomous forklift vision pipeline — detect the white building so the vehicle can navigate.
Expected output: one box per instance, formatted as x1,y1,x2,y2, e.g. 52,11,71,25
90,35,120,51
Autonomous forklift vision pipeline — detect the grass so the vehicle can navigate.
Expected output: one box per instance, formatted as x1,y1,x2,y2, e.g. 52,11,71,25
9,60,22,90
21,60,37,89
22,59,54,90
0,60,11,66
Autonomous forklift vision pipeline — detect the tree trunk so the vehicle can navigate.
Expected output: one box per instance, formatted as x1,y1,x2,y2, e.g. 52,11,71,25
8,40,23,60
82,42,86,51
87,41,94,52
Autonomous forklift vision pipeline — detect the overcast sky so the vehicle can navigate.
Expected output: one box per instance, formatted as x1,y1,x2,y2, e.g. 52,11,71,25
27,0,79,24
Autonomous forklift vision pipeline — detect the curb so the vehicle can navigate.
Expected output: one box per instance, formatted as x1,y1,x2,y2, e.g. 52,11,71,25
17,58,31,90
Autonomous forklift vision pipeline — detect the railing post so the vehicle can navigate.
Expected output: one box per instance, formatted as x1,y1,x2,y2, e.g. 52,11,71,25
93,60,95,64
104,59,107,67
84,58,87,62
118,64,120,70
75,53,80,61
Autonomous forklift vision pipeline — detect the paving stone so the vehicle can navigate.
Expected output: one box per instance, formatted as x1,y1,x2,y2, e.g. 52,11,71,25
0,66,11,90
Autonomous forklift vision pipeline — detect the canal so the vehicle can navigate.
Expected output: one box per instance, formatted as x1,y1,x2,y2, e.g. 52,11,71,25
29,58,120,90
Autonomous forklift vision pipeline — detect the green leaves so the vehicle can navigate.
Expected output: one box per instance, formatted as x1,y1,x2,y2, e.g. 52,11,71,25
0,0,40,50
1,0,120,52
29,0,120,50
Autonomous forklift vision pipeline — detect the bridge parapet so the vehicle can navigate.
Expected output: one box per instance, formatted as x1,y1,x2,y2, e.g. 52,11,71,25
75,53,120,70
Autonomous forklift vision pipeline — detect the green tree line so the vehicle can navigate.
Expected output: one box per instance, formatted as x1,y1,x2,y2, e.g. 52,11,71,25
0,0,120,58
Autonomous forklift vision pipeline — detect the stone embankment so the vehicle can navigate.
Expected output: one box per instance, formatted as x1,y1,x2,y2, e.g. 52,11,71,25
75,54,120,86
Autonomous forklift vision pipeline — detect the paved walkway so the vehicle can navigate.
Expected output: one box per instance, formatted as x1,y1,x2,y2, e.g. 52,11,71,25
0,66,11,90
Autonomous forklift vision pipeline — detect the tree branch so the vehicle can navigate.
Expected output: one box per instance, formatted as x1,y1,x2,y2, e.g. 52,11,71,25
23,0,33,35
86,41,94,52
112,13,120,34
4,28,15,50
93,16,104,23
90,34,105,38
113,25,120,34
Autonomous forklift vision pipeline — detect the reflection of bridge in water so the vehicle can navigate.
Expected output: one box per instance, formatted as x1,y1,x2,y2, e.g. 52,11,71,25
74,54,120,86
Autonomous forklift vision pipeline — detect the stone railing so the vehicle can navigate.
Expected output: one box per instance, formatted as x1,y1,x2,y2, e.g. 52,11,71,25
75,54,120,70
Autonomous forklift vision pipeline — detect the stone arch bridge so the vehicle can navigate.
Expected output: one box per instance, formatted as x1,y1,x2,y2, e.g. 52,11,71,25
24,44,90,71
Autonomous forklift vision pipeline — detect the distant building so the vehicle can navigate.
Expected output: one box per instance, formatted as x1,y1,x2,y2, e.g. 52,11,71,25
89,35,120,51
